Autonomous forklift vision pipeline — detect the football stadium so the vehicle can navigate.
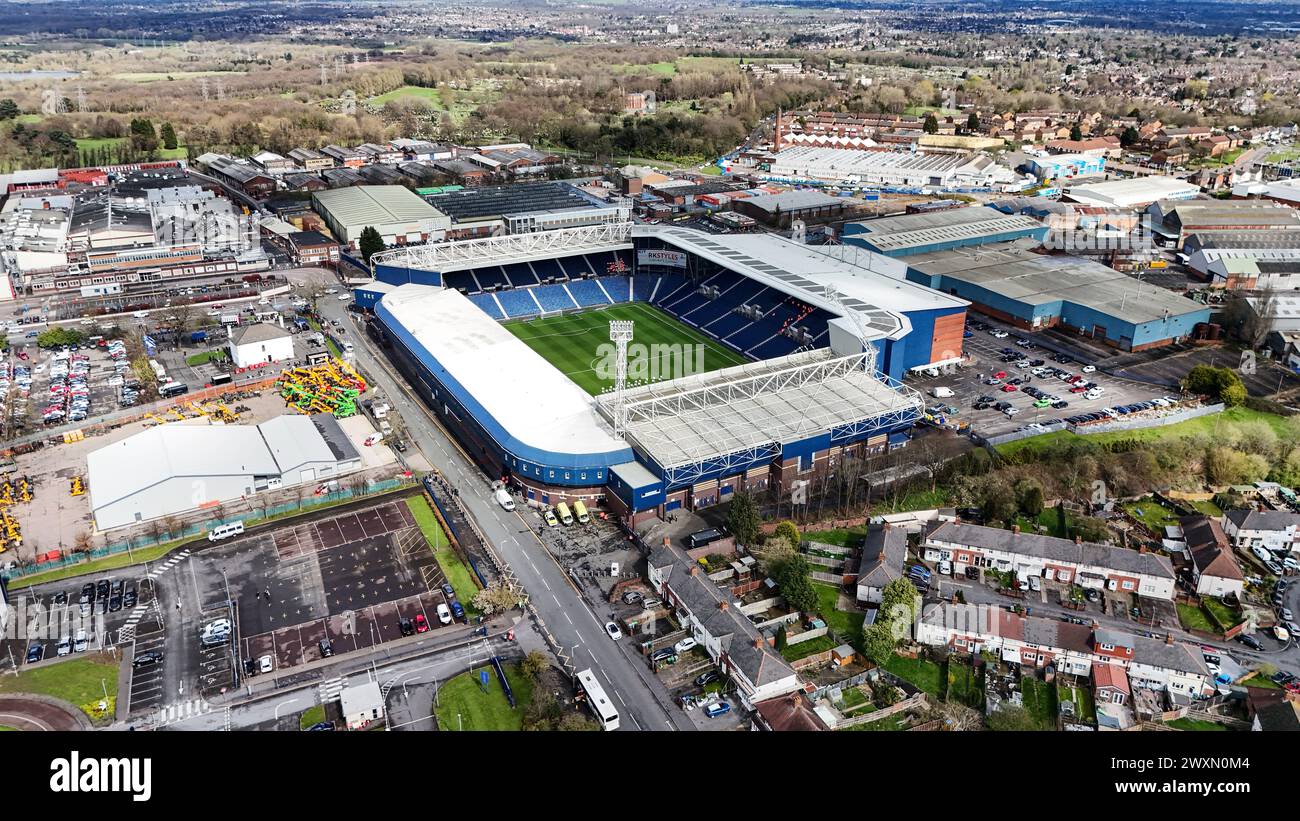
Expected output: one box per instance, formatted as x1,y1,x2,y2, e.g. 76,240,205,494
361,221,968,523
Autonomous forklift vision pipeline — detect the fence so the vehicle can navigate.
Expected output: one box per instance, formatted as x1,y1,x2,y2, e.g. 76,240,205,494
1,477,416,582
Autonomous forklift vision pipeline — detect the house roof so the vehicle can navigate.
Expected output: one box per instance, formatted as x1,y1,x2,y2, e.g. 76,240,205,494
858,523,907,588
648,542,797,689
1180,515,1244,581
753,692,829,731
1092,662,1131,695
232,322,291,346
926,521,1176,579
1224,509,1300,531
1254,700,1300,732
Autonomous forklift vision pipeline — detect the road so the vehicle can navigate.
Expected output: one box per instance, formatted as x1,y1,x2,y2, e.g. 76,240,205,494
317,296,692,731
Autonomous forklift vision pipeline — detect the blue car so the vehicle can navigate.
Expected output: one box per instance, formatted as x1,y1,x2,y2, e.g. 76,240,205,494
450,601,465,622
26,644,43,663
704,701,731,718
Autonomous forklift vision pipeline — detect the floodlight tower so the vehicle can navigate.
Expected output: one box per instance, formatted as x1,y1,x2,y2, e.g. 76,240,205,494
609,320,634,437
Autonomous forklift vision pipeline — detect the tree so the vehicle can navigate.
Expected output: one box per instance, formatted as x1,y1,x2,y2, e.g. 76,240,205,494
471,580,520,615
982,481,1018,524
775,623,788,651
773,520,800,546
880,577,919,624
0,99,18,120
965,112,980,133
754,535,795,576
128,118,158,153
358,226,385,264
1183,364,1246,407
923,113,939,134
160,122,178,150
1016,479,1044,518
776,554,818,615
862,621,897,663
1120,126,1140,147
1069,122,1083,141
520,650,550,681
725,490,761,547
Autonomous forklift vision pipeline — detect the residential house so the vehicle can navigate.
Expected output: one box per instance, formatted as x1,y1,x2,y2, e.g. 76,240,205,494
854,522,907,604
1093,662,1132,706
1179,515,1245,598
321,145,366,168
922,521,1177,600
1252,698,1300,731
917,603,1214,700
647,542,802,709
751,691,829,731
288,148,335,172
1222,509,1300,557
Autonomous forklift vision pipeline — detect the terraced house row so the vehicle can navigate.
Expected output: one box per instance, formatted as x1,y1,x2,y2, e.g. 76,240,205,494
922,521,1178,600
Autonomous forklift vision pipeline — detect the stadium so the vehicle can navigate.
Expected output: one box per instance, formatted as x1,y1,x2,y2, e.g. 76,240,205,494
361,220,968,523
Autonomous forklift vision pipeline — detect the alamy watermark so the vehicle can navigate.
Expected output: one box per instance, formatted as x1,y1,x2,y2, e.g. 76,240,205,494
594,342,708,384
1043,213,1158,254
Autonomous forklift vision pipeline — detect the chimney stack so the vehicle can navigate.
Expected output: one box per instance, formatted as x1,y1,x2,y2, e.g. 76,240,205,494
774,108,783,153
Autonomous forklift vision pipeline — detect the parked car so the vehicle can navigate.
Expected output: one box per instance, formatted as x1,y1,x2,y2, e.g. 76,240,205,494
1237,634,1264,651
399,617,415,636
133,650,164,668
26,644,43,664
436,604,452,625
675,637,698,654
604,621,623,641
650,648,677,663
703,701,732,718
318,639,333,658
694,670,722,687
415,613,430,633
450,601,466,622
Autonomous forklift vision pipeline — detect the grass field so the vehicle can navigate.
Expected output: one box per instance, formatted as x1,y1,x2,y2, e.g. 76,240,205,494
996,407,1286,458
0,654,120,723
435,663,535,731
405,495,482,616
503,302,749,395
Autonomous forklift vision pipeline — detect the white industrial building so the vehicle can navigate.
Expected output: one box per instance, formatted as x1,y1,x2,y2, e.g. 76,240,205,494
1061,176,1201,209
229,323,295,368
86,414,363,531
762,146,1019,189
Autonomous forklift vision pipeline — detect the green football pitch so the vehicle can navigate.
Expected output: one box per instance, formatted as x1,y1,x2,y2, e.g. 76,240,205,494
503,302,749,396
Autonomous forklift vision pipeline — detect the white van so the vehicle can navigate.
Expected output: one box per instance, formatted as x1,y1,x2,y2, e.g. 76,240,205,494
929,386,954,399
494,487,516,511
343,342,355,355
208,521,245,542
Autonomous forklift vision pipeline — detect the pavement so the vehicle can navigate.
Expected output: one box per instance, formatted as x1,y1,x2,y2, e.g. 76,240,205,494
316,295,694,731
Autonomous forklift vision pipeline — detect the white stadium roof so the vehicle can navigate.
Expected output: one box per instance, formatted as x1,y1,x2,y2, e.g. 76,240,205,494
636,225,967,342
378,284,629,459
599,348,922,485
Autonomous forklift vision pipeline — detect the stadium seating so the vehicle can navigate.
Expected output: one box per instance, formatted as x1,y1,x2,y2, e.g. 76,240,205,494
530,257,567,283
567,279,612,308
468,292,504,320
441,270,479,293
602,276,633,302
632,275,656,302
506,262,540,287
534,284,578,313
497,288,542,318
474,266,510,291
556,255,593,279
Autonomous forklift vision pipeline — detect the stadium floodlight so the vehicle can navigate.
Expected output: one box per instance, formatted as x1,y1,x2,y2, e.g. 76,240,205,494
609,320,634,438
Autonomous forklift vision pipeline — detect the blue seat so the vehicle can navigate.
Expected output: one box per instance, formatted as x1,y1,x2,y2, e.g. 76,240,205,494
531,257,566,283
534,285,577,312
497,289,540,318
468,292,504,320
505,262,539,287
442,271,479,293
567,279,611,307
632,276,656,302
473,266,509,291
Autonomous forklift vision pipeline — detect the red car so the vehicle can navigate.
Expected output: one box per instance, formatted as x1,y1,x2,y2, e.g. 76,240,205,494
1001,384,1018,392
413,613,429,634
1285,681,1300,695
993,371,1007,379
1069,385,1088,393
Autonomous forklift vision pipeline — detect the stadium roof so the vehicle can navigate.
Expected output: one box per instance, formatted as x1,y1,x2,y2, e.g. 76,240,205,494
425,182,600,222
313,185,447,227
376,284,632,465
600,348,921,484
903,241,1206,326
636,225,967,342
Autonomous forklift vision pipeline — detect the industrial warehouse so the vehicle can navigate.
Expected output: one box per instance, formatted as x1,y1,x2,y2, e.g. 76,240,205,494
86,413,363,530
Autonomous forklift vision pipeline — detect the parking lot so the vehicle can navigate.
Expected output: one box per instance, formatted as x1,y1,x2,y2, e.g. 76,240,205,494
910,315,1179,437
186,499,460,680
9,572,157,666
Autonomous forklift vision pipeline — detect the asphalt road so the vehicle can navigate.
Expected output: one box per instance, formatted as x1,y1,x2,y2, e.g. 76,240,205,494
318,296,693,731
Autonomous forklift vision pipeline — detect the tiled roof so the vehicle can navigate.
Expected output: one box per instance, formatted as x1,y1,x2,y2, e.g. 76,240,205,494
926,521,1175,579
1180,515,1244,581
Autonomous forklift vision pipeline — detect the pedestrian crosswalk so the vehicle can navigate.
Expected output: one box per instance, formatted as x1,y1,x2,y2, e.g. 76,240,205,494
318,676,345,703
121,604,150,630
145,549,192,581
154,698,210,724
